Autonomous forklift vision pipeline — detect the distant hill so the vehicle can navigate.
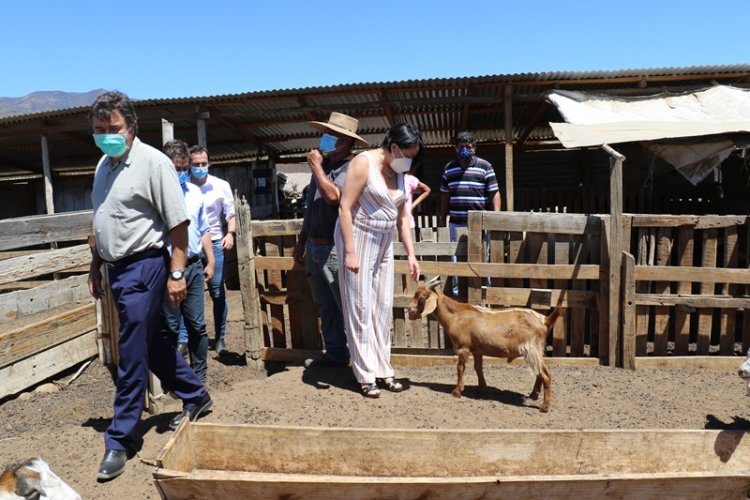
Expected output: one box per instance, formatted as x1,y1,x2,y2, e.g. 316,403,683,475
0,89,106,118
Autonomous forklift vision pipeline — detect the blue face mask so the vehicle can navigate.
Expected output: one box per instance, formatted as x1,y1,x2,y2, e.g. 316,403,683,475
93,133,128,158
458,147,474,161
319,133,338,153
177,170,190,185
191,166,209,179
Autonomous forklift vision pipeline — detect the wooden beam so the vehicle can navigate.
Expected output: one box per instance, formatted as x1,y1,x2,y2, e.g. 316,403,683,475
0,330,97,399
40,134,55,214
504,85,514,211
604,144,625,367
0,303,96,368
0,211,92,251
0,244,91,285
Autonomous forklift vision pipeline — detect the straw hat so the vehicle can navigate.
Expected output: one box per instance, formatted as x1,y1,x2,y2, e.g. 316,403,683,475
310,112,369,147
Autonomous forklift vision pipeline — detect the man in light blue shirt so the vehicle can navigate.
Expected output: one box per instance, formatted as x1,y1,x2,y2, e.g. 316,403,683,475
162,140,215,383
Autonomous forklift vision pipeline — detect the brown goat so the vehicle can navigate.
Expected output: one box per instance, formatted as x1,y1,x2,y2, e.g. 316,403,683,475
408,280,560,412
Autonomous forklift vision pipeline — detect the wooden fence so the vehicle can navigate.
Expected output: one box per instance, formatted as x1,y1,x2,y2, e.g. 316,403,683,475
241,204,749,369
622,215,750,369
0,211,97,399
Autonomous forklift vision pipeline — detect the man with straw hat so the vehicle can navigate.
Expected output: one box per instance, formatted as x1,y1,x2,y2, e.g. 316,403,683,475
293,112,369,369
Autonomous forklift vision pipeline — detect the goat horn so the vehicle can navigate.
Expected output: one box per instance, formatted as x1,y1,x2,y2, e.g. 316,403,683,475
426,276,442,289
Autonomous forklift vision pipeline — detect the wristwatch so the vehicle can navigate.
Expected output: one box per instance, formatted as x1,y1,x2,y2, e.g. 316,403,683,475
170,269,185,280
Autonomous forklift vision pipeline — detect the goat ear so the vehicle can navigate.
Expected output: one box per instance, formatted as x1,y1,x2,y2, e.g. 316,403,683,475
422,293,438,317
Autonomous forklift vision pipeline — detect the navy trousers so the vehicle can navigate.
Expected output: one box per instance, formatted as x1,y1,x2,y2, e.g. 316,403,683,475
104,252,205,451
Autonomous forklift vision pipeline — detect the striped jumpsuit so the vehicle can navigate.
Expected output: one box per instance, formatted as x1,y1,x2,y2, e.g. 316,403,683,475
334,151,405,385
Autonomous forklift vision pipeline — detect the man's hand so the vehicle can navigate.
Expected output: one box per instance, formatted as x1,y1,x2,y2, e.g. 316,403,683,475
222,232,235,251
88,266,104,300
307,149,323,171
293,241,306,265
167,278,187,306
204,261,215,282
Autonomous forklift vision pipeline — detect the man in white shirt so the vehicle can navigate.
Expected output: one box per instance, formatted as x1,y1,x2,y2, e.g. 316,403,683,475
188,145,236,356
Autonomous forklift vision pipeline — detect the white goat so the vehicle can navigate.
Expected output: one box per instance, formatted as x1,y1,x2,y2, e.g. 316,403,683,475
408,278,560,412
0,458,80,500
738,348,750,396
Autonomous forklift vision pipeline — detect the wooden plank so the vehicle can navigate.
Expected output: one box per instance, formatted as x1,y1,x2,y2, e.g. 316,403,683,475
0,274,90,323
0,210,93,251
720,226,739,355
466,211,483,304
237,195,270,365
635,228,649,356
0,330,98,399
249,219,304,237
622,252,636,370
393,241,463,257
653,227,672,356
631,214,747,229
0,303,96,368
156,416,195,472
607,150,624,368
483,288,596,309
633,265,750,284
282,235,310,350
674,226,694,355
698,228,718,354
263,237,287,348
553,234,568,356
178,424,750,475
633,294,750,309
570,234,587,356
0,244,91,285
634,356,744,371
479,211,601,236
155,469,750,500
599,217,611,364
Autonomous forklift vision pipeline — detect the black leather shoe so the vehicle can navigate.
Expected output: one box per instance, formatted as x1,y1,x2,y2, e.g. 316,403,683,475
169,392,213,430
214,338,227,355
97,449,127,481
304,357,350,369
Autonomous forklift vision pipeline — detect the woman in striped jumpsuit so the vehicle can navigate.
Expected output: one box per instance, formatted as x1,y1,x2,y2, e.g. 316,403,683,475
335,124,423,398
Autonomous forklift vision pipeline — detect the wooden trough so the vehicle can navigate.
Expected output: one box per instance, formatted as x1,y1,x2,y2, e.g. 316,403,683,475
154,422,750,499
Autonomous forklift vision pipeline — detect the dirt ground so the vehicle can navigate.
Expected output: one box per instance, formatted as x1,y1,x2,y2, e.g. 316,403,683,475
2,290,750,499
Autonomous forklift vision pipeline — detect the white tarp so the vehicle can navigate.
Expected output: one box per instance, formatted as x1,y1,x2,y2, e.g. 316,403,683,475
547,85,750,184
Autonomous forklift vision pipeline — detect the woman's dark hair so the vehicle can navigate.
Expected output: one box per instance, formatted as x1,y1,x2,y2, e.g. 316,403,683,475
381,123,425,168
88,90,138,135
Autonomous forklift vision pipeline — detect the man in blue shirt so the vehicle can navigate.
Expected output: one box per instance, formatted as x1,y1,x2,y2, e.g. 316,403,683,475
440,131,501,296
162,140,215,383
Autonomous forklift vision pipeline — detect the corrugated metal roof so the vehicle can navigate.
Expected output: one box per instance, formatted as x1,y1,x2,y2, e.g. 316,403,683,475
0,64,748,178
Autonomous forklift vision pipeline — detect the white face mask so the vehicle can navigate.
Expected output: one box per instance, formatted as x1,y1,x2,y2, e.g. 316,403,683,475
390,145,412,174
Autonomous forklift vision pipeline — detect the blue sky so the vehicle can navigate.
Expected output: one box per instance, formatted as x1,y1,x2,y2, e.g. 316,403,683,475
3,0,747,99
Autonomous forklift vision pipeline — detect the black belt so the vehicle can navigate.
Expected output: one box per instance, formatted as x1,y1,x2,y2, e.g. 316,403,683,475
106,248,164,269
187,254,201,265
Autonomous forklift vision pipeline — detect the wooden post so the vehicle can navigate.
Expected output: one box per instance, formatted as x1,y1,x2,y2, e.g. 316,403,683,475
162,119,174,144
196,110,209,148
41,135,55,215
504,85,514,211
622,251,636,370
603,144,625,367
235,194,265,369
